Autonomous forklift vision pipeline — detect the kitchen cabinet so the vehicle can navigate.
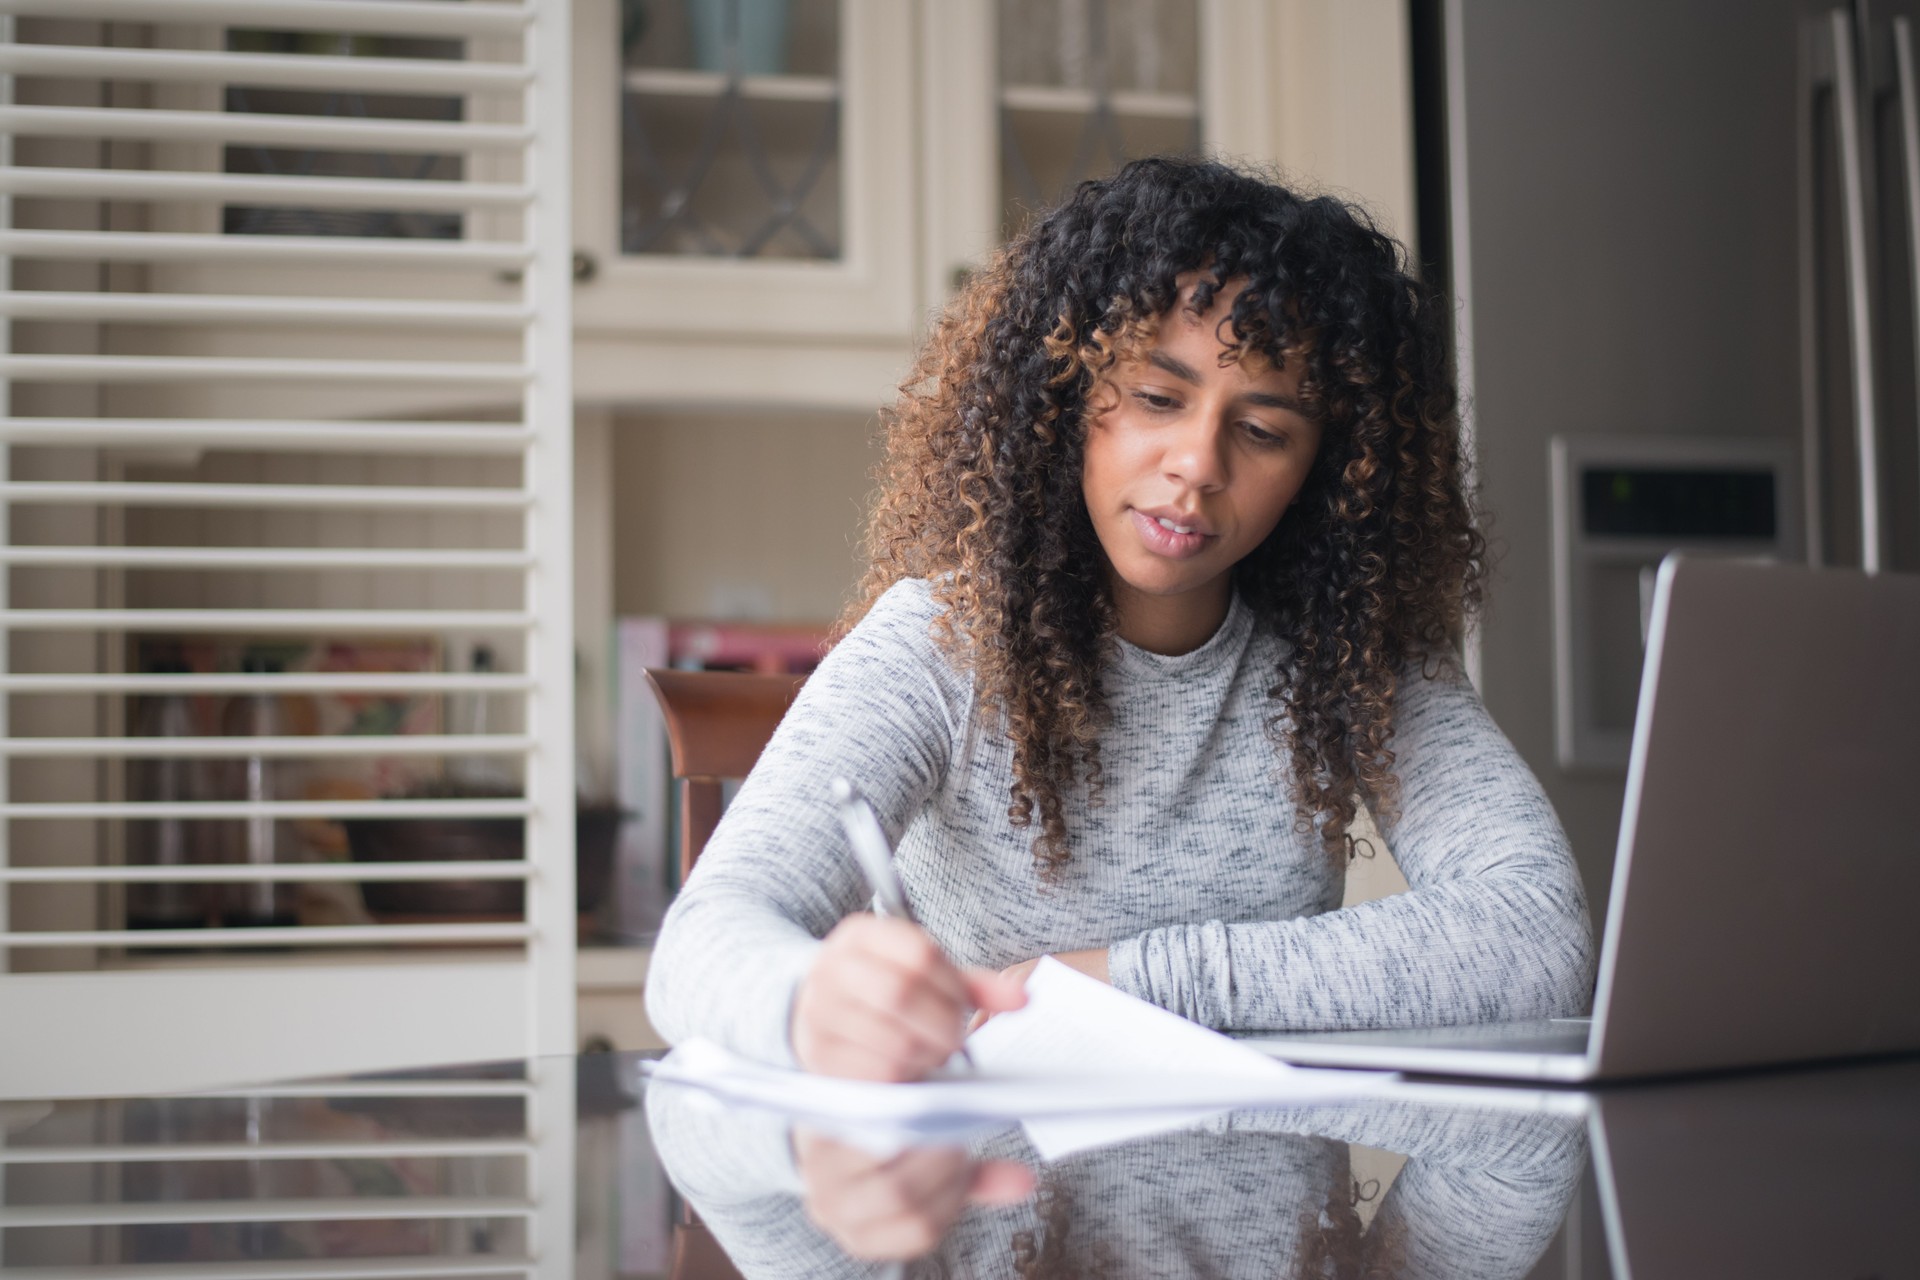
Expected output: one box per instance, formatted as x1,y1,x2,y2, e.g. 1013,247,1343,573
569,0,1409,410
570,0,917,346
570,0,915,408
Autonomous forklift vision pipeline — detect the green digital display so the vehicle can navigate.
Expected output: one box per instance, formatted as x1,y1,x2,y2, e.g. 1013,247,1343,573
1581,467,1777,539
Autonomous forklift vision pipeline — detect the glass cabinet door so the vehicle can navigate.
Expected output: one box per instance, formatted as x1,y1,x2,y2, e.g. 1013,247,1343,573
996,0,1204,235
617,0,843,261
921,0,1276,309
572,0,917,341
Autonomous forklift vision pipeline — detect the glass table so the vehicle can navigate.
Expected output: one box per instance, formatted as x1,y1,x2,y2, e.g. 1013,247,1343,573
2,1051,1915,1278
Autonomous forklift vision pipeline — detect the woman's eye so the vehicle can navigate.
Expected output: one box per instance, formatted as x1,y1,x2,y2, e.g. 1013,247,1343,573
1242,422,1285,446
1131,390,1178,412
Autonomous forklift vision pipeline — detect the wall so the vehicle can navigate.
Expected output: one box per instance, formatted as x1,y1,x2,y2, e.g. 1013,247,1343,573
609,408,882,624
1452,0,1808,908
1270,0,1416,246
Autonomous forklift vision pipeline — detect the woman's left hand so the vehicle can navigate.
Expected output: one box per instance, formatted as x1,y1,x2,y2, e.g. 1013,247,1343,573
969,949,1109,1031
1004,948,1109,987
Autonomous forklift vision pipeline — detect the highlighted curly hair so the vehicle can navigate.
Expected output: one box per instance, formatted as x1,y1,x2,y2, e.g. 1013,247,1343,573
841,157,1486,875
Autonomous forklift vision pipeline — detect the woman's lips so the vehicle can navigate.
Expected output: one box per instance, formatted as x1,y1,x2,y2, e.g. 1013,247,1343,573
1130,507,1212,559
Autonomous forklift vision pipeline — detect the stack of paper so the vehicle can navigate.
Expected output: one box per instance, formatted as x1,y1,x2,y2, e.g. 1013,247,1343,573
645,958,1394,1159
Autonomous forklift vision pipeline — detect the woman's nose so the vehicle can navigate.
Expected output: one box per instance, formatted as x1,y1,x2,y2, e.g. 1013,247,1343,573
1161,413,1230,491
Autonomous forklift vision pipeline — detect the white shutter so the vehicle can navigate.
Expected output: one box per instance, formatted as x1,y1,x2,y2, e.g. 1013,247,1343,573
0,0,575,1098
0,1062,580,1278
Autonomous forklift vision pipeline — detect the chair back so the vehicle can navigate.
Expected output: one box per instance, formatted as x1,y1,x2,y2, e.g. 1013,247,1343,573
642,669,807,881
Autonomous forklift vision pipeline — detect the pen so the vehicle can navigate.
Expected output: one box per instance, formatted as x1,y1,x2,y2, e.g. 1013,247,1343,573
829,776,977,1069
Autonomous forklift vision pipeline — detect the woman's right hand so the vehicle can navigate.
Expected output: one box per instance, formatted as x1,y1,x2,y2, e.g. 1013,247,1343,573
794,1129,1034,1261
792,915,1027,1080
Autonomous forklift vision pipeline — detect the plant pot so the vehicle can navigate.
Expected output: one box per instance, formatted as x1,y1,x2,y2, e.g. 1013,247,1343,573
345,807,625,918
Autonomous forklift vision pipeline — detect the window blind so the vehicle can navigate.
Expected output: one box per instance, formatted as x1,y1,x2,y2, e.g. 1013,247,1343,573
0,0,575,1097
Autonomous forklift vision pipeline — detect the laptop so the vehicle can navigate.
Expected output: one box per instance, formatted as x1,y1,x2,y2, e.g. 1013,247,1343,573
1243,555,1920,1082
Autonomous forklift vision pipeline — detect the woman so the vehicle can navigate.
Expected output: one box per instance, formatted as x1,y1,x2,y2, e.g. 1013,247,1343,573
645,157,1594,1082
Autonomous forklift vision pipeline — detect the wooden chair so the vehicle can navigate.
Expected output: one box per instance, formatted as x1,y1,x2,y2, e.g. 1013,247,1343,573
642,668,807,882
668,1205,747,1280
643,669,806,1280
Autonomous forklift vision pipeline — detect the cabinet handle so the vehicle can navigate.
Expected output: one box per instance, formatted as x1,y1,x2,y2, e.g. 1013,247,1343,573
495,250,598,287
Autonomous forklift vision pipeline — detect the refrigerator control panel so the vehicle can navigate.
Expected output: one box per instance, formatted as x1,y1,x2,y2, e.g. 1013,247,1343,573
1550,437,1801,770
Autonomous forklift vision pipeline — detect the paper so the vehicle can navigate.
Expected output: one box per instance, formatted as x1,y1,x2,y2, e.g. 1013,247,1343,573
643,959,1392,1161
969,958,1386,1158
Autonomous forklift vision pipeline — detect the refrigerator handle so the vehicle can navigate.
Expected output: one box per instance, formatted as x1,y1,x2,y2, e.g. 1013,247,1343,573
1895,17,1920,550
1828,9,1885,573
1801,19,1825,566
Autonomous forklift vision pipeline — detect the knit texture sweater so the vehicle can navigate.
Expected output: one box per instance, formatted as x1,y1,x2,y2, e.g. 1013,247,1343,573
645,579,1595,1066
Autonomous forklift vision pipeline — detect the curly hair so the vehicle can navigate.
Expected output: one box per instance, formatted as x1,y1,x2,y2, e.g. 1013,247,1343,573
841,156,1486,874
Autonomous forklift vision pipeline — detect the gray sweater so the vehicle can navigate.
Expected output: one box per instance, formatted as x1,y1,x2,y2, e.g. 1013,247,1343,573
646,579,1595,1066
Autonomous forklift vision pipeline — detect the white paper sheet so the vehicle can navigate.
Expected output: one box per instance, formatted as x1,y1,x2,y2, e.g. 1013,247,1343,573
643,958,1393,1161
969,958,1388,1158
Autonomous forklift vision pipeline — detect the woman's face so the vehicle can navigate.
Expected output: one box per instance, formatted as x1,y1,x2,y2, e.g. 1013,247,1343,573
1080,282,1323,654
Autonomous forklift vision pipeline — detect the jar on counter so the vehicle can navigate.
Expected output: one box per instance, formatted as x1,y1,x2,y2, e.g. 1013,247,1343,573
126,658,212,932
220,652,297,930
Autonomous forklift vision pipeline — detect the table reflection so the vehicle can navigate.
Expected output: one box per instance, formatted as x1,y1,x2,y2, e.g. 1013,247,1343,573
0,1064,564,1276
1,1055,1916,1278
647,1084,1585,1279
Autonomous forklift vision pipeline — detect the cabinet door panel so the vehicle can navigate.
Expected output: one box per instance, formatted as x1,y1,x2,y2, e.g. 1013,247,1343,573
921,0,1278,312
573,0,917,341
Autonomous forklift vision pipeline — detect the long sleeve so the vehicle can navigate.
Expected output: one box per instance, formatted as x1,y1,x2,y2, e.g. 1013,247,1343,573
643,581,964,1065
650,578,1592,1057
1108,659,1597,1030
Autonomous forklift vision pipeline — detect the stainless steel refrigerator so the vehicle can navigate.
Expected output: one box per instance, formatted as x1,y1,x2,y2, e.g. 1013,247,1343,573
1442,0,1920,906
